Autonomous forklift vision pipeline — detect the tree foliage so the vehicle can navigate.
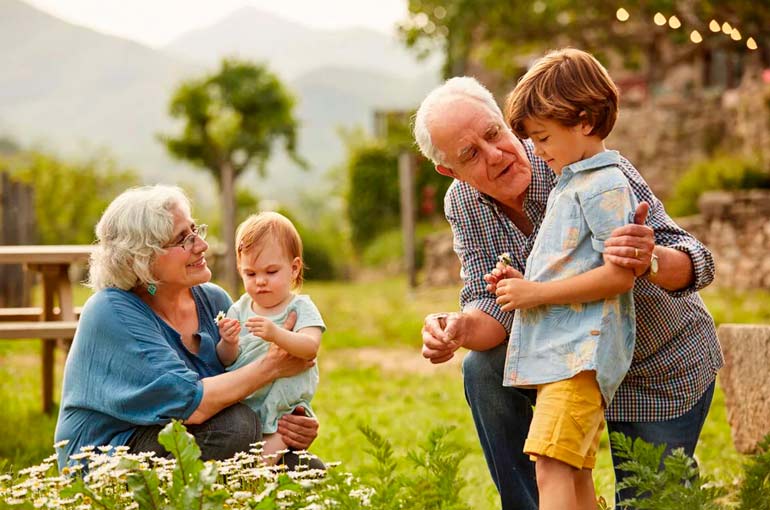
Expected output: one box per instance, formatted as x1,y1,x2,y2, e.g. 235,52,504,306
1,151,138,244
400,0,770,87
160,59,305,293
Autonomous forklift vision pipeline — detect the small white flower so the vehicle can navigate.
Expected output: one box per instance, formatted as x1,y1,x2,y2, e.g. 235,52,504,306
214,311,226,325
497,252,513,266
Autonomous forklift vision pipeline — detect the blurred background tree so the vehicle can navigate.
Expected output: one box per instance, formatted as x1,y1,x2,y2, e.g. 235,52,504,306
399,0,770,92
159,59,306,294
1,150,137,245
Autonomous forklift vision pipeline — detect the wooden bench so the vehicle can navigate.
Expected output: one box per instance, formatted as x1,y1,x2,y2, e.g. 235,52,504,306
0,306,83,321
0,320,79,414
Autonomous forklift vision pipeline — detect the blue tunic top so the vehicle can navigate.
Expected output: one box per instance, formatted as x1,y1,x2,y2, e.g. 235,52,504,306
503,151,638,405
54,283,232,469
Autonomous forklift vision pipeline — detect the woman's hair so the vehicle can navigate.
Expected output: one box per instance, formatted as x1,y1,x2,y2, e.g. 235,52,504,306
235,211,304,288
505,48,619,140
88,185,191,291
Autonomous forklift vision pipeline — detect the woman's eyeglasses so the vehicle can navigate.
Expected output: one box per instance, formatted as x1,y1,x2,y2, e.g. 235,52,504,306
165,224,208,251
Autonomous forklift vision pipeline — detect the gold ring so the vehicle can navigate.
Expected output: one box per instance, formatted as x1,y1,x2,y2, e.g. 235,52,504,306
634,248,640,258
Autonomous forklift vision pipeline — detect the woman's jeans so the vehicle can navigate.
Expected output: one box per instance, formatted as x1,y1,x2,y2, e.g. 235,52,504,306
127,403,261,461
463,343,715,510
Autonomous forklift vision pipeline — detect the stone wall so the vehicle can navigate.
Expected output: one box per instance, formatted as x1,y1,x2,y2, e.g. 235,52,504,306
717,324,770,454
678,190,770,290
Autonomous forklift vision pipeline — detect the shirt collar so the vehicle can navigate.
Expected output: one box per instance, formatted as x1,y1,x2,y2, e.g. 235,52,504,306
562,150,621,175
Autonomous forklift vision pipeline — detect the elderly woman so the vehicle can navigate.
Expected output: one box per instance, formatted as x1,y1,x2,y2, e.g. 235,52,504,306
55,185,319,469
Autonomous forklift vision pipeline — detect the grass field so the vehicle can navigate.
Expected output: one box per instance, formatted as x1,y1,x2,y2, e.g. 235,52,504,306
1,278,767,508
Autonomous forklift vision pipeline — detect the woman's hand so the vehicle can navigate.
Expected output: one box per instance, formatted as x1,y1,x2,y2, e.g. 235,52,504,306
262,343,314,379
277,406,318,449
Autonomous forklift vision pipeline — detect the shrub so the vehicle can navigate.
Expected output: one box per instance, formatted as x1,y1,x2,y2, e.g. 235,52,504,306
0,421,471,509
667,154,770,216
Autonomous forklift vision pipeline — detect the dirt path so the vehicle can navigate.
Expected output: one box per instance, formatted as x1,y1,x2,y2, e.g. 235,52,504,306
321,347,463,374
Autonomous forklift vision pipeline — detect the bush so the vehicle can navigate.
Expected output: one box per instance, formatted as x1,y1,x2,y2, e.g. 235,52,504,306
1,151,138,245
667,154,770,216
0,421,471,510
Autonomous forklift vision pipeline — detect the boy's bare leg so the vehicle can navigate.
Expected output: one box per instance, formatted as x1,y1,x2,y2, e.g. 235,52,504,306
261,432,288,466
536,456,577,510
575,468,597,510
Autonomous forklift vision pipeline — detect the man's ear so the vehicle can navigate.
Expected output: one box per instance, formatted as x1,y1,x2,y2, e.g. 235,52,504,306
435,165,456,178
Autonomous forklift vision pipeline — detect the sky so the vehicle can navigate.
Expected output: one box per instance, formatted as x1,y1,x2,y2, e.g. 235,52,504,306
24,0,410,47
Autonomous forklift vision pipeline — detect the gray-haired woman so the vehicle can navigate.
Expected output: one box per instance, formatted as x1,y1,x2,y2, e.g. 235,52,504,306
54,185,320,469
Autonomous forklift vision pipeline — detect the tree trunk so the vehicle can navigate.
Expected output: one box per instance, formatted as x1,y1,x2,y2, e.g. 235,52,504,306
219,161,239,296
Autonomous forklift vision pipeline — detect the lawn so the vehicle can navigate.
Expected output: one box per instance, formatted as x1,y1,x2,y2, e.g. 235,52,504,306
1,278,767,508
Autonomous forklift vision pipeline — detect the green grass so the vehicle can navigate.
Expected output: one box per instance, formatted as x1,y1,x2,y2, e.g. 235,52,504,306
1,278,766,508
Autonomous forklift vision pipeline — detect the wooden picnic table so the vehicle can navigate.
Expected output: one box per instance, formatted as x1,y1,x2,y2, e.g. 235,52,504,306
0,245,93,413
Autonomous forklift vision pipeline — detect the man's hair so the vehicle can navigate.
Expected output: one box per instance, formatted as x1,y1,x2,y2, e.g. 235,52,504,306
88,185,192,291
235,211,304,287
413,76,505,167
505,48,619,140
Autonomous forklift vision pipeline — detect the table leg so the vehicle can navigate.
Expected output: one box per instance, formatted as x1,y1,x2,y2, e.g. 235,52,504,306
39,264,72,414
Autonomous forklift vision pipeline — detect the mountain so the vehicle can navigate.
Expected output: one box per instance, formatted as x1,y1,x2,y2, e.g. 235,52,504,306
0,0,441,207
0,0,203,181
163,6,438,81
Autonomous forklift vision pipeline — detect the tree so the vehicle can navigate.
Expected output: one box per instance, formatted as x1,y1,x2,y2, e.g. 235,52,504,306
399,0,770,91
160,59,305,294
2,151,137,245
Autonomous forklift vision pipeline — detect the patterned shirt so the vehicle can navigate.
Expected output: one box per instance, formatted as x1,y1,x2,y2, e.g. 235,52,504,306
446,140,723,421
502,151,637,406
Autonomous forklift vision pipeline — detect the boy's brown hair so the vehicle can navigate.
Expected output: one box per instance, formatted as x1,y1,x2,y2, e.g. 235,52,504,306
235,211,304,287
505,48,619,140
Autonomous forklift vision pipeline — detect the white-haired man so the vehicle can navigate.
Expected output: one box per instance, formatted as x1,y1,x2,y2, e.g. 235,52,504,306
414,77,722,509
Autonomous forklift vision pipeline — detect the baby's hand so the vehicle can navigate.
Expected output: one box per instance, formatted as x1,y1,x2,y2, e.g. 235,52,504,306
495,278,540,311
218,317,241,344
245,316,277,341
484,262,524,294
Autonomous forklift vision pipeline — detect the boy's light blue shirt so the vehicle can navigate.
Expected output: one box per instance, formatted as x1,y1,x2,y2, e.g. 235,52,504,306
54,283,232,469
503,150,638,405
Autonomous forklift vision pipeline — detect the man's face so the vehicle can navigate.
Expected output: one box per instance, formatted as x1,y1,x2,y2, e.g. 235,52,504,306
429,97,532,207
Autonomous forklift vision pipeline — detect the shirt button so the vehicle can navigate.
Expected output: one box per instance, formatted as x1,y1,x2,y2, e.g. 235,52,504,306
590,330,600,336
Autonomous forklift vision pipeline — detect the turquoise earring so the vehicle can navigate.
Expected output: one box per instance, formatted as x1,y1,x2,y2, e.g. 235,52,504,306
147,283,157,296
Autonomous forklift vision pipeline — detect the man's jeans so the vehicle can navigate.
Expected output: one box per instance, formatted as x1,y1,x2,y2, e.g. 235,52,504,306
463,344,715,510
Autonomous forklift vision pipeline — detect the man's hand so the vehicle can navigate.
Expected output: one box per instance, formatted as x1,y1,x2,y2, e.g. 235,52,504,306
217,317,241,345
277,406,318,450
495,274,541,311
421,312,466,364
484,262,524,294
603,201,655,276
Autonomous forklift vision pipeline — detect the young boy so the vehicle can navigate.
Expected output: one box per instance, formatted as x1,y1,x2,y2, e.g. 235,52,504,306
486,48,638,509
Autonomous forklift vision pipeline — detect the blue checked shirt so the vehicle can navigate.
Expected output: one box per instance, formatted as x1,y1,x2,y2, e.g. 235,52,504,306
446,140,723,421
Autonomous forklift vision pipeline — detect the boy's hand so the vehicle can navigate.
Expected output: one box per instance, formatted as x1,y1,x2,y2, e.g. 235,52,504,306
217,317,241,344
495,277,540,311
484,262,524,294
246,316,278,341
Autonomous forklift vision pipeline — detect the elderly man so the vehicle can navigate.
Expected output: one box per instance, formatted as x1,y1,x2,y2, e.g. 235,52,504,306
414,77,723,510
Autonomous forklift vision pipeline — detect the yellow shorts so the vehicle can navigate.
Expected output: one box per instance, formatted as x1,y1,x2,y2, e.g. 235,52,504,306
524,370,605,469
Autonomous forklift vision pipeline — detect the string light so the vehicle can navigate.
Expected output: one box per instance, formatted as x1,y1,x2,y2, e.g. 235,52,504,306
617,9,759,51
668,15,681,29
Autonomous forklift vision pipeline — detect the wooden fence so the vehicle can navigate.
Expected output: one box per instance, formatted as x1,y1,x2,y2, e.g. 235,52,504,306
0,172,36,307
